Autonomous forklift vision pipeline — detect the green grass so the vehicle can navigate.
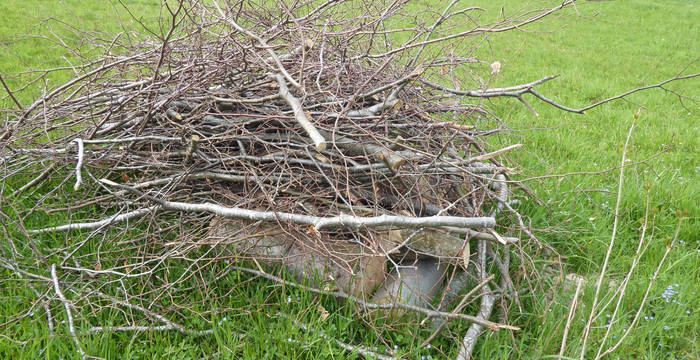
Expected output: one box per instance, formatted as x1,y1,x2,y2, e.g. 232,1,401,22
0,0,168,108
1,0,698,359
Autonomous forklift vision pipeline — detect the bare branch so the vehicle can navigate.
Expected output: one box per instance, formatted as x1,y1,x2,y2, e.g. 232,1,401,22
100,179,495,230
29,206,160,234
51,264,87,359
273,74,326,151
0,73,22,109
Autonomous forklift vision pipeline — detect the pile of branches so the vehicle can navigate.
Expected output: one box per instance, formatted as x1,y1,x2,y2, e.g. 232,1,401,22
0,1,586,358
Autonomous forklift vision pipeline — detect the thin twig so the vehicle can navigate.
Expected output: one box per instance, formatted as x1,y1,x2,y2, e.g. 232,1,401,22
456,240,497,360
559,277,584,358
593,188,653,359
211,0,302,90
90,290,214,336
566,72,699,113
423,274,494,346
0,73,22,109
51,264,86,359
467,144,522,163
279,313,401,360
579,119,636,359
11,163,56,196
596,218,683,359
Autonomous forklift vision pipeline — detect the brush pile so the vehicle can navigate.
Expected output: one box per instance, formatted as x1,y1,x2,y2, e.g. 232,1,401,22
1,1,578,358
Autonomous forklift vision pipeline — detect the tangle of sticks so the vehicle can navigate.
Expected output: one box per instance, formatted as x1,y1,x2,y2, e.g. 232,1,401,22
0,1,620,358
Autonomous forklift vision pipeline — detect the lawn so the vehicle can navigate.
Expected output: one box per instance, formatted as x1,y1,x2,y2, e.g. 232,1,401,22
1,0,698,359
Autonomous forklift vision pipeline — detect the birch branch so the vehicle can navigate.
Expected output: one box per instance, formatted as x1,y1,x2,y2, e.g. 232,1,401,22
320,129,406,172
87,325,213,335
100,178,494,230
273,74,327,151
29,206,160,234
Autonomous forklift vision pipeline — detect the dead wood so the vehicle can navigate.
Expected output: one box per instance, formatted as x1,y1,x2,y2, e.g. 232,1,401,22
0,0,603,357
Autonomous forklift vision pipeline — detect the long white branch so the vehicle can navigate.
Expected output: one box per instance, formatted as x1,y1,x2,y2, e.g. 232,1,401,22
29,206,160,234
87,325,213,336
100,179,495,230
326,97,400,119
